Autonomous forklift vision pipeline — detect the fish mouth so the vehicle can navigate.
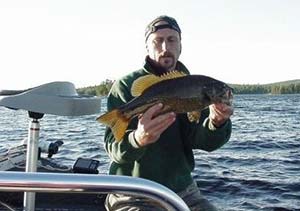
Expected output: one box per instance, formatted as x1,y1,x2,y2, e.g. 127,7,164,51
221,88,233,105
212,87,233,105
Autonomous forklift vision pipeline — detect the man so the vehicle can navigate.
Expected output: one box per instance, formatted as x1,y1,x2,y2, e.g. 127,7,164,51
104,15,233,211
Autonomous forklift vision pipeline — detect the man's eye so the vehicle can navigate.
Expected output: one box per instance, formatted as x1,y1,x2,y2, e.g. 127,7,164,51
153,39,163,44
168,38,177,42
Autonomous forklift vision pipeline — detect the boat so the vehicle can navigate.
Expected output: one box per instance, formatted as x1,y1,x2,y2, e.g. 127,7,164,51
0,81,189,211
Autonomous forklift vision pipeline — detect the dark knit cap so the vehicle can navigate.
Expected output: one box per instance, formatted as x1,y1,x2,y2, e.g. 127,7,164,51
145,15,181,41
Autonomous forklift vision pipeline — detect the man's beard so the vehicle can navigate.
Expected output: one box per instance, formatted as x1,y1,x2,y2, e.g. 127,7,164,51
147,52,177,75
158,51,175,71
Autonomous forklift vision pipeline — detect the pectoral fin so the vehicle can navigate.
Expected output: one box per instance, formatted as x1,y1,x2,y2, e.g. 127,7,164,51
187,111,201,123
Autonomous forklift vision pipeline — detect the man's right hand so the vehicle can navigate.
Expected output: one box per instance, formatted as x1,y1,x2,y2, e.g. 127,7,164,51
133,103,176,147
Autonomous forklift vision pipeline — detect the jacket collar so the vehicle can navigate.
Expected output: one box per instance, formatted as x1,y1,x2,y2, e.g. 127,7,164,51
142,56,190,75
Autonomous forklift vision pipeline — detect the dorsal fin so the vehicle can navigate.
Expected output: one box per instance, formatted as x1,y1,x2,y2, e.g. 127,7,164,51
131,71,187,97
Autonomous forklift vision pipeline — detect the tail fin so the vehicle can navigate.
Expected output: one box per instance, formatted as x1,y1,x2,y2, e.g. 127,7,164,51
96,109,129,142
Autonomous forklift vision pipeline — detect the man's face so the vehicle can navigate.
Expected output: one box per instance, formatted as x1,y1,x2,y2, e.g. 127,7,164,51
146,22,181,72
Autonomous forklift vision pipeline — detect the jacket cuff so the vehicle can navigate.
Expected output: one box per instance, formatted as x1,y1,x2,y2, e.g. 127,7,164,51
128,131,143,149
207,118,230,131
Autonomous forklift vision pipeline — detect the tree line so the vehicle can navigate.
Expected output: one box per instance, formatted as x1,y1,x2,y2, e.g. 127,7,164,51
77,79,300,96
231,81,300,94
77,79,114,96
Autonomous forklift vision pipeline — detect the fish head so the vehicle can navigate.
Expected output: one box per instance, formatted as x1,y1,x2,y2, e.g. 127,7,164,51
203,80,233,106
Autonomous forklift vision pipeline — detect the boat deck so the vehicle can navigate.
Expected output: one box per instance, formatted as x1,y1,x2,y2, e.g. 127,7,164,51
0,192,106,211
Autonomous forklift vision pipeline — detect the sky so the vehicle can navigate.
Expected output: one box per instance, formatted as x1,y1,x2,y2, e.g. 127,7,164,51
0,0,299,89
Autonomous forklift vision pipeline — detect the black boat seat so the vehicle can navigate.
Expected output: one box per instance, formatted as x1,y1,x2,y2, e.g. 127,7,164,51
0,81,101,116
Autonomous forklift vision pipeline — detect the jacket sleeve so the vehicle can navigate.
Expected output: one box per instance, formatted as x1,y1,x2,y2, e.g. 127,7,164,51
179,108,232,152
103,80,146,164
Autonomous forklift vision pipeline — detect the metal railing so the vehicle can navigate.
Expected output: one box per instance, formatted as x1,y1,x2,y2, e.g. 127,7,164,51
0,171,189,211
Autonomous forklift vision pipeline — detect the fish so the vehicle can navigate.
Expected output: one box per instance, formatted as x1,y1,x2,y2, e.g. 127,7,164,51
97,71,233,142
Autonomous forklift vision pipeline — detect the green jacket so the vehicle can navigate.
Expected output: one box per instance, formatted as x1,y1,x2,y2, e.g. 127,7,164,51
104,58,232,193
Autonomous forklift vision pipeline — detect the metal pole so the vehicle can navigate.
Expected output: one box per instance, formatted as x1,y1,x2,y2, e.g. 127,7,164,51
23,119,40,211
0,172,190,211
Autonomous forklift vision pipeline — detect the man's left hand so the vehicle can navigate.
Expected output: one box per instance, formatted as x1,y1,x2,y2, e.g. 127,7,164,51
209,103,234,128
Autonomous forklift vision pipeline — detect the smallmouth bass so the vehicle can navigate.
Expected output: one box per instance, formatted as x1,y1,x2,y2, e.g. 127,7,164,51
97,71,233,141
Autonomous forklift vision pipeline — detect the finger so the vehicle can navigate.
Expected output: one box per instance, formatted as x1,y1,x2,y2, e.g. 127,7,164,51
137,113,143,120
214,103,227,112
213,108,230,120
143,103,163,121
219,105,234,117
209,104,223,115
138,115,175,145
148,113,176,137
212,103,233,116
153,112,175,128
225,106,234,116
209,106,226,122
144,112,175,134
210,107,233,126
136,112,175,143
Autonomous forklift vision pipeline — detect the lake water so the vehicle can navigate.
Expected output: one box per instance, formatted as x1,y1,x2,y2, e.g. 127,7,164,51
0,94,299,210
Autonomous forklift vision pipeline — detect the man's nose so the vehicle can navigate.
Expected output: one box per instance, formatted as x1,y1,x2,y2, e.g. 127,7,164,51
162,41,169,51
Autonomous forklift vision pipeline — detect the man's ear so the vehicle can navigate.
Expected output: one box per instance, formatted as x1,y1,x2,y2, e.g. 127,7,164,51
179,42,182,54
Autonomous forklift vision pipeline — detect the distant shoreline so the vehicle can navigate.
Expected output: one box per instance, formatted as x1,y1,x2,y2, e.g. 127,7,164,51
77,79,300,96
230,80,300,94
